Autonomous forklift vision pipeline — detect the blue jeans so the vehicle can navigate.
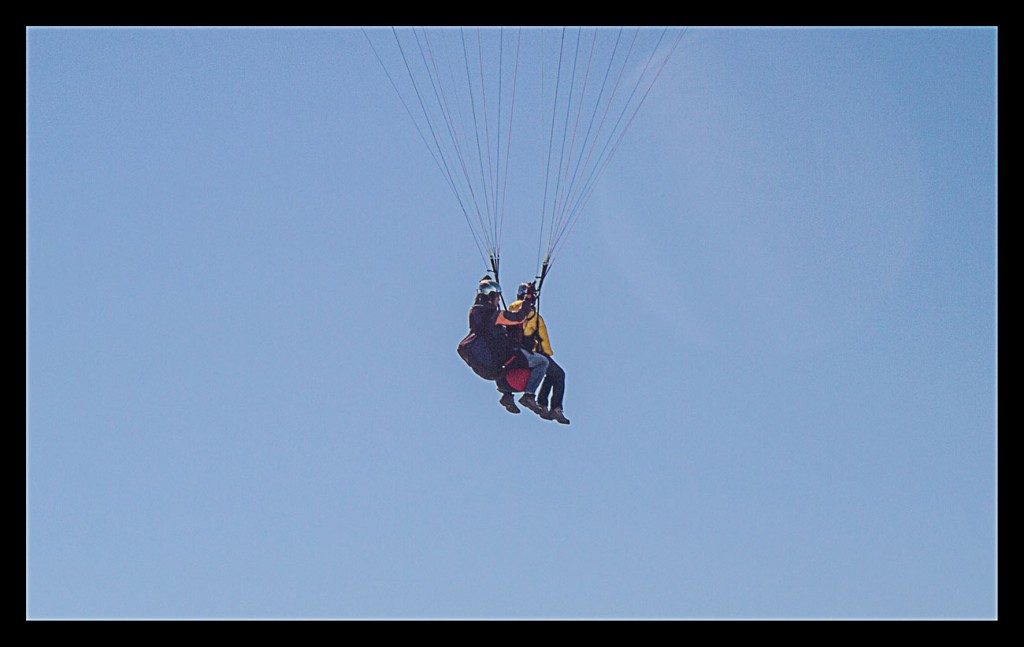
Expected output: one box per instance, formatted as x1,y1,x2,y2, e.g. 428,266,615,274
536,355,565,410
521,349,549,394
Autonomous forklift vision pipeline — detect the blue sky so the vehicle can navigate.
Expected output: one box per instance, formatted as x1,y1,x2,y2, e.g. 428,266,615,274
27,27,996,619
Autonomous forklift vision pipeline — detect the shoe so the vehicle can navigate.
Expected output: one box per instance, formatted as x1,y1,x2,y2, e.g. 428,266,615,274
518,393,547,416
499,392,520,414
550,408,570,425
536,400,554,419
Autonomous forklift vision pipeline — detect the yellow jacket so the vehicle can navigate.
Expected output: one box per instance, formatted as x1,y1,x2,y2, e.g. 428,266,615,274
508,299,553,356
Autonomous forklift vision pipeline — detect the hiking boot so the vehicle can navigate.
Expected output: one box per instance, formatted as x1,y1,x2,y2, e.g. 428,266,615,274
518,393,547,416
538,406,555,420
535,399,551,416
549,408,570,425
499,392,520,414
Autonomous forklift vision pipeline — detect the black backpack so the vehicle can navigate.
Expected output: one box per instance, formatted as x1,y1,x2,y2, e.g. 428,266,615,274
457,332,503,380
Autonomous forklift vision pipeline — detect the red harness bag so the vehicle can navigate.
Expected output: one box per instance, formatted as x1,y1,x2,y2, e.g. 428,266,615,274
503,367,531,392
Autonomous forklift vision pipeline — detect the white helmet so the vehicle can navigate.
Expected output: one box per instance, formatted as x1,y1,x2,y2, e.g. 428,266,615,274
477,277,502,296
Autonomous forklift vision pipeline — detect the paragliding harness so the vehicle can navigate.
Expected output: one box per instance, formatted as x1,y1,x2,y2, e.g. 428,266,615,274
457,331,501,380
456,332,532,392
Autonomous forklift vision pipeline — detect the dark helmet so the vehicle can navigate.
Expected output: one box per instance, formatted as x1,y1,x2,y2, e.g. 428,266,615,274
517,282,537,299
478,276,502,297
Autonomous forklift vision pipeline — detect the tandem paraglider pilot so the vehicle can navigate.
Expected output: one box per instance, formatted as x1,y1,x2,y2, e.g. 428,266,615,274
457,276,550,416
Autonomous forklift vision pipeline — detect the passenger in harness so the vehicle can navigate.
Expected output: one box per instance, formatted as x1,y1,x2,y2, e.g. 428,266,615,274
507,282,570,424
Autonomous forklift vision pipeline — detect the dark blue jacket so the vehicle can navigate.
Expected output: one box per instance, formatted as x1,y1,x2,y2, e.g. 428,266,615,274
468,294,534,367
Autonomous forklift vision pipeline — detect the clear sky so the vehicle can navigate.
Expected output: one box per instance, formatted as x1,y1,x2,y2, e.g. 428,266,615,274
26,27,996,619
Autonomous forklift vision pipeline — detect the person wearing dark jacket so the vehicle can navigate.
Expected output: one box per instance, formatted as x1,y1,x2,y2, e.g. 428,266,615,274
469,276,549,415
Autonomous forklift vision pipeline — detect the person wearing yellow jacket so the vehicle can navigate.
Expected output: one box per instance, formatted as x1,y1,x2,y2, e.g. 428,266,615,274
508,282,570,424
